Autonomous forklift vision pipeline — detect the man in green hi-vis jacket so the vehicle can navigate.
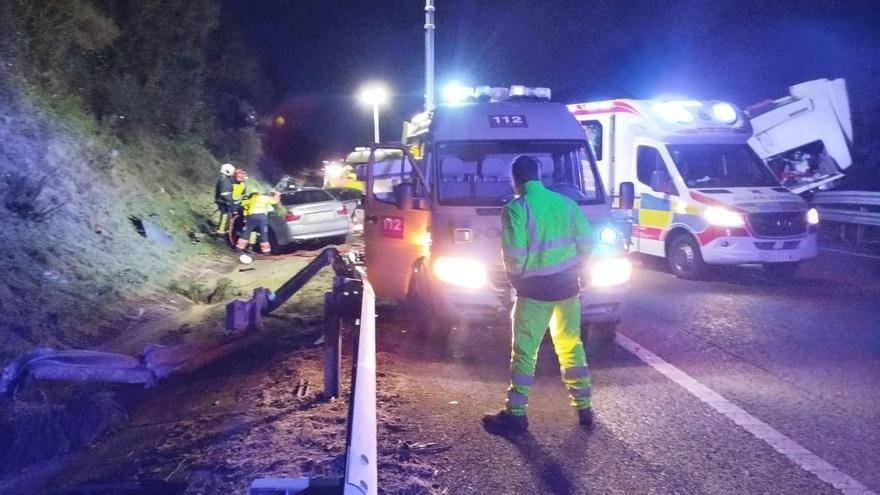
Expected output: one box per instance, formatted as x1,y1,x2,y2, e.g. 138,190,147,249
482,155,594,435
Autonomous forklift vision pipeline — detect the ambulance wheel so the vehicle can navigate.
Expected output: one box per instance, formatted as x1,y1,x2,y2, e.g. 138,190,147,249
668,234,706,280
762,261,799,277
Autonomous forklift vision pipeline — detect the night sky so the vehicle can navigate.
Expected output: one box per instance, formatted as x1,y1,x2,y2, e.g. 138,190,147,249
227,0,880,177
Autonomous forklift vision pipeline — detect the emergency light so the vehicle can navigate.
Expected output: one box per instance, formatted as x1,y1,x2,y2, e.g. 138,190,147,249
711,102,738,124
441,84,553,103
443,83,475,103
652,100,740,125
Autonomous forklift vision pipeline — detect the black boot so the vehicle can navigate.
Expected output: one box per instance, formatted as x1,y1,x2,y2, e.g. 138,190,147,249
578,408,594,429
482,410,528,435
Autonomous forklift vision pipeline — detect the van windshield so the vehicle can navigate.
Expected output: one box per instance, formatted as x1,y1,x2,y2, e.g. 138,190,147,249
435,141,602,206
667,144,780,188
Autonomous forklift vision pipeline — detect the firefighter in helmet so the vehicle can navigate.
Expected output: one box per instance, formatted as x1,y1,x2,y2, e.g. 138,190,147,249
214,163,236,234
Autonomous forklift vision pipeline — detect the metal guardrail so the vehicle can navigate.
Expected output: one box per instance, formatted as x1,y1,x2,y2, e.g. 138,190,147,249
812,190,880,243
343,267,378,495
813,190,880,226
248,255,376,495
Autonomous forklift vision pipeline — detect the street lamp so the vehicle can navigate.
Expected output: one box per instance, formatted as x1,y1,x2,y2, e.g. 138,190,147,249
360,86,388,143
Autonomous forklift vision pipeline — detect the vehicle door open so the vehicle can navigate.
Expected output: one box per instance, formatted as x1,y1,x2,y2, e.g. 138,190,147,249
363,146,431,300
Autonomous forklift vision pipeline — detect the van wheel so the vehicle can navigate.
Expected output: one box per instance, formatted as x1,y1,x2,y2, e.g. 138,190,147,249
582,321,618,346
762,261,799,277
668,234,706,280
406,276,451,348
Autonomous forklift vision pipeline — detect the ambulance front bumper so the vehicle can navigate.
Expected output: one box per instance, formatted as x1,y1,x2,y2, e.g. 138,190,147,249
700,233,818,265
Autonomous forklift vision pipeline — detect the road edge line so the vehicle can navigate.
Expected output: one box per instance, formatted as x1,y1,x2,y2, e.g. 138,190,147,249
615,332,877,495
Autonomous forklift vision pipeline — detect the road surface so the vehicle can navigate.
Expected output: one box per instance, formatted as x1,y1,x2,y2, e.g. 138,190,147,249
377,249,880,494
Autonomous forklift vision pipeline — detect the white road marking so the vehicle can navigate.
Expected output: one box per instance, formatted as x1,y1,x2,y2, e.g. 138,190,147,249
820,247,880,260
615,333,877,495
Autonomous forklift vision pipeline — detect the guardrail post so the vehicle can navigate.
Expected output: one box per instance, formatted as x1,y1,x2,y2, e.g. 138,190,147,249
323,280,342,400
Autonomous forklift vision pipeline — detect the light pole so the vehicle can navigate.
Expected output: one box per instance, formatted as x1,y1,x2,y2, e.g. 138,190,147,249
360,86,388,143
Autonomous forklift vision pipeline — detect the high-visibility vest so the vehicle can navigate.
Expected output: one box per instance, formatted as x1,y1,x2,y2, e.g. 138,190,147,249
501,181,593,280
241,193,279,216
231,182,247,202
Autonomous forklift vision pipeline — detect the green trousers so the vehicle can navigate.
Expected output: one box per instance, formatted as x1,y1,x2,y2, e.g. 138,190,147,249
506,295,592,416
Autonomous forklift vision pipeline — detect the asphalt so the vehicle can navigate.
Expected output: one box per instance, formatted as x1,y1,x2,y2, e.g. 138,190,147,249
378,248,880,494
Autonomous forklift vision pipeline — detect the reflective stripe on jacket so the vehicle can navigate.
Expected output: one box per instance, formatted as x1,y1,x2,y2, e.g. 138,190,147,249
501,181,593,297
241,193,279,217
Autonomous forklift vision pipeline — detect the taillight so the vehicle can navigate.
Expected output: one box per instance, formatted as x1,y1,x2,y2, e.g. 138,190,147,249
337,205,348,216
284,212,301,222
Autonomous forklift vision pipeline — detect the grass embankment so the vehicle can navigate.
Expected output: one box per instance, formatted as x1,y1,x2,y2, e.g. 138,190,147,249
0,69,231,364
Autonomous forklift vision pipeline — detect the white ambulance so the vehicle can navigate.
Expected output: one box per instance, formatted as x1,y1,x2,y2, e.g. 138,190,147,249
568,97,819,279
360,85,633,338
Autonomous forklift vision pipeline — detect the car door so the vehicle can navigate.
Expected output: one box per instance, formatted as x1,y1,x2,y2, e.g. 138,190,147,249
363,146,431,301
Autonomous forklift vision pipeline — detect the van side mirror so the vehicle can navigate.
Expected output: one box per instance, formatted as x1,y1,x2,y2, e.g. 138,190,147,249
618,182,635,209
649,169,673,194
394,182,414,210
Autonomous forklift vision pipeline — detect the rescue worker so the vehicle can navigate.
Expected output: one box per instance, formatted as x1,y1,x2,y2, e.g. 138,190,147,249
214,163,236,234
235,190,280,255
482,155,595,435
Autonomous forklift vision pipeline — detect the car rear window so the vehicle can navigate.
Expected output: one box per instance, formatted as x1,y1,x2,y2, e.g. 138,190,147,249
282,189,335,206
326,188,363,201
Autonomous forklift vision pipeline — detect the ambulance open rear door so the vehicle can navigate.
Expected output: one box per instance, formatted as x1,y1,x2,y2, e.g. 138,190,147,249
747,78,852,194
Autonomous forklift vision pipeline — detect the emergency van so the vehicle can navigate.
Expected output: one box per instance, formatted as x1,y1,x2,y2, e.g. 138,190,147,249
360,85,633,337
568,97,819,279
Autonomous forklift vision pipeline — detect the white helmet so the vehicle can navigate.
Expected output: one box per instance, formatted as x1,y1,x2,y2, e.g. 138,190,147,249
220,163,235,176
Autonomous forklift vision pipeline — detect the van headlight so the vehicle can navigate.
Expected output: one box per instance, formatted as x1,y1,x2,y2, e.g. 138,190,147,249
433,256,489,288
807,208,819,225
704,206,745,227
589,257,632,288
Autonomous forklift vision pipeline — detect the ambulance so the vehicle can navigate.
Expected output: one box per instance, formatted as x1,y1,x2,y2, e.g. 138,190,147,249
359,85,633,337
568,97,819,279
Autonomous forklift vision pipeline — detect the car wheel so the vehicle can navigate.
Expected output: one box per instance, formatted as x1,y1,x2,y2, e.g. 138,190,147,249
762,261,799,277
267,229,282,254
668,234,707,280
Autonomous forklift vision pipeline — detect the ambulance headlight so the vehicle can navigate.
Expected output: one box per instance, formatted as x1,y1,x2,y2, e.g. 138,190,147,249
704,206,745,227
598,226,618,244
590,257,632,288
711,102,738,124
433,256,488,288
807,207,820,225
